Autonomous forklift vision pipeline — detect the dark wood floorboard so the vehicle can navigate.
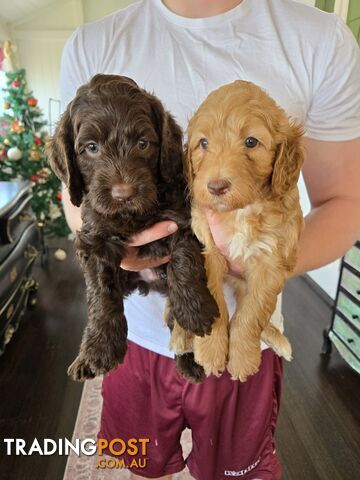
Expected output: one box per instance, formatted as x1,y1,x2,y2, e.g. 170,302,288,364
0,240,359,479
279,276,360,480
0,238,87,480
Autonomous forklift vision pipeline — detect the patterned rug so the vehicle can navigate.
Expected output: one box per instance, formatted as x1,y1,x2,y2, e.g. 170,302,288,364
63,377,194,479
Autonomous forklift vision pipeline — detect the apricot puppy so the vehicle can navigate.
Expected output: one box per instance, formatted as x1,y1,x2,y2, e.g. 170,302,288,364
186,80,304,381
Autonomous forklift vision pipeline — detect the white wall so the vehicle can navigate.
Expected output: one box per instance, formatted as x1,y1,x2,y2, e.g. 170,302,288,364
8,0,133,127
0,22,12,42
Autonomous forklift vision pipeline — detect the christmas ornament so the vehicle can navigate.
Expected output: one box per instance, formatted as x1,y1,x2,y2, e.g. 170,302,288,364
30,146,41,161
12,80,21,87
4,138,10,145
3,100,10,110
11,119,25,134
7,146,22,160
1,148,6,159
54,248,67,261
27,97,38,107
30,175,40,183
49,202,61,219
34,136,42,146
36,167,51,183
56,191,62,201
37,167,51,179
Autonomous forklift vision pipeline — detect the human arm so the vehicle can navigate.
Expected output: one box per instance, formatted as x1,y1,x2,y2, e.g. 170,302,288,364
292,136,360,276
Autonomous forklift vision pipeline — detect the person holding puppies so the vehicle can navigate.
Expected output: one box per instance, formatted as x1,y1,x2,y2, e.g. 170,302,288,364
60,1,360,479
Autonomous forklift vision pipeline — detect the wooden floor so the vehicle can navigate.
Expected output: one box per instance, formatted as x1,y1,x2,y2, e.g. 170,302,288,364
279,276,360,480
0,239,86,480
0,239,359,480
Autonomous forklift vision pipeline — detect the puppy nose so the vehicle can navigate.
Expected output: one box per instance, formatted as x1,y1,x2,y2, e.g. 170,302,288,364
111,183,137,201
207,179,231,196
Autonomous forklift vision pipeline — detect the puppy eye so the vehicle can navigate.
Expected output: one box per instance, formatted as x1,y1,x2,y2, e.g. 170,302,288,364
199,138,208,150
138,139,149,150
86,142,99,154
244,137,259,148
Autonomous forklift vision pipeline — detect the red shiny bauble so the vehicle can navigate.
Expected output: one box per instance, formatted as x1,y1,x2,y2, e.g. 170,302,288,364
34,136,42,146
27,97,38,107
56,192,62,201
12,80,21,87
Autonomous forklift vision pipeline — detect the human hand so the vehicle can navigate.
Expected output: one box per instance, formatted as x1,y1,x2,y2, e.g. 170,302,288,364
120,221,178,281
204,209,245,278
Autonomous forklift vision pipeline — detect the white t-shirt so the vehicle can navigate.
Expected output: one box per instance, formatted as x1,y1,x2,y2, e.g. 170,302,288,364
60,0,360,358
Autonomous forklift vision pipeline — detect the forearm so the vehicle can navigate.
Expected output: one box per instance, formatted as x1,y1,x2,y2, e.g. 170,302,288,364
292,196,360,277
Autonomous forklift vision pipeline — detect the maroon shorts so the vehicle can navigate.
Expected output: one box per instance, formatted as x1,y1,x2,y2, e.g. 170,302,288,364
99,341,282,480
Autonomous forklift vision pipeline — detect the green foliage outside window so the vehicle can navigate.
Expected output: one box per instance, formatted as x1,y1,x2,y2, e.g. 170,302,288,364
347,1,360,45
315,0,335,13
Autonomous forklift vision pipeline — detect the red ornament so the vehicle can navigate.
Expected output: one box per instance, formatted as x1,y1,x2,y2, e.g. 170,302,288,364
30,175,40,183
12,80,21,87
56,192,62,201
27,97,38,107
34,136,42,146
1,148,6,159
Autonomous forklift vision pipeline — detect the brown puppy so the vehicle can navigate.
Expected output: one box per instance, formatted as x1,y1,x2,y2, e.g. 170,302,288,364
46,74,218,382
186,80,304,381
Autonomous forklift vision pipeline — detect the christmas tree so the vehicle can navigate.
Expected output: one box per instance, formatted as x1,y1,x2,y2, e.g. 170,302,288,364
0,68,69,237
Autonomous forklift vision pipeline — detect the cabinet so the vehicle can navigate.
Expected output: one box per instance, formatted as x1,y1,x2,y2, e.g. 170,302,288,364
0,181,42,354
323,241,360,374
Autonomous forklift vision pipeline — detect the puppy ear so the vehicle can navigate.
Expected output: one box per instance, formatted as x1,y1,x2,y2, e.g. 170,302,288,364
184,143,194,192
46,106,84,207
162,112,184,182
271,121,304,197
150,97,184,183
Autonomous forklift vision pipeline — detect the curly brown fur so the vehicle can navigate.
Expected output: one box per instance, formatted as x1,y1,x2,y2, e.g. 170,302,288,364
47,74,218,381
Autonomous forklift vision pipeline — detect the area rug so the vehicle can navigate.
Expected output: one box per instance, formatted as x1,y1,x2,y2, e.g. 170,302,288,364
63,376,194,479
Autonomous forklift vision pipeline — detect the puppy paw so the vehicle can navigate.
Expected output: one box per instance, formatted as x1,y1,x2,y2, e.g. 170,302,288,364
172,291,219,337
260,325,293,361
192,293,220,336
67,356,96,381
68,340,127,381
175,313,213,337
194,325,228,377
176,353,205,384
227,338,261,382
89,341,127,375
271,335,292,361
